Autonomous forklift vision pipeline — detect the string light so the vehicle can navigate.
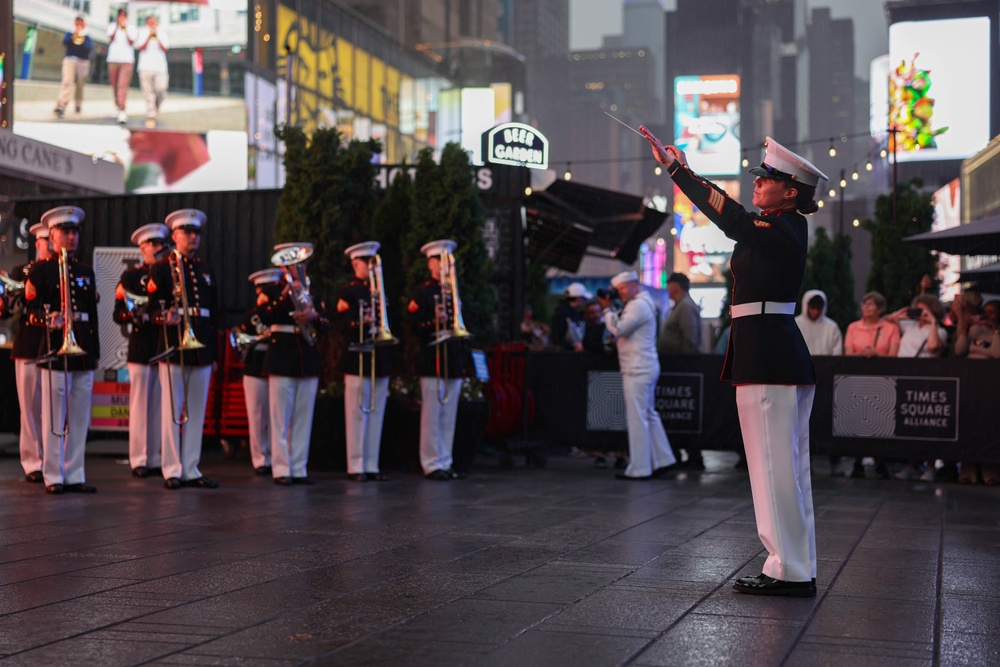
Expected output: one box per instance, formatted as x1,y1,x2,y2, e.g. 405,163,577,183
880,149,887,158
839,177,847,188
741,151,749,168
817,200,824,209
828,188,837,198
524,186,532,196
852,218,860,227
851,169,859,181
563,162,572,181
865,160,873,171
828,139,836,157
654,165,662,176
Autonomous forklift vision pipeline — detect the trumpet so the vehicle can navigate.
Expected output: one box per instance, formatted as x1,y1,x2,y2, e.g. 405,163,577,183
432,249,472,404
271,243,317,346
229,314,269,361
0,271,24,298
155,249,206,426
349,254,399,413
39,248,86,437
123,290,149,320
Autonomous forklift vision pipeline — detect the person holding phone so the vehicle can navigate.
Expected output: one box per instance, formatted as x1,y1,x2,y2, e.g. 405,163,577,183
887,294,947,359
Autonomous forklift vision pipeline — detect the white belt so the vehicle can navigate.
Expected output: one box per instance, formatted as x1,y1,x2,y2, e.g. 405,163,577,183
72,313,89,322
255,343,269,350
186,307,210,318
730,301,796,319
270,324,298,334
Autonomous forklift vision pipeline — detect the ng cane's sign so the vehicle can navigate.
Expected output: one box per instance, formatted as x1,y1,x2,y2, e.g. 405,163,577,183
484,122,549,170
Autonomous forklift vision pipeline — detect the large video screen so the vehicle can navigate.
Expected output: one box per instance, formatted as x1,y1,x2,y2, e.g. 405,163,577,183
888,17,990,162
673,181,738,284
673,75,741,176
12,0,248,192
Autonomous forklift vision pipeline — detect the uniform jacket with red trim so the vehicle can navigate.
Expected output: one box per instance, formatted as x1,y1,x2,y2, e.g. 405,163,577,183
25,257,100,371
113,265,160,364
4,261,49,361
668,161,815,385
408,279,466,379
257,288,330,378
147,253,219,366
333,278,393,377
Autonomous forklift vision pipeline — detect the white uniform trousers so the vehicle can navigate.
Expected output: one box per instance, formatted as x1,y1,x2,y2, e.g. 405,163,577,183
40,368,94,486
622,369,676,477
14,358,44,475
419,377,462,474
127,362,162,469
159,363,212,481
343,375,389,474
243,375,271,469
736,384,817,583
268,375,318,479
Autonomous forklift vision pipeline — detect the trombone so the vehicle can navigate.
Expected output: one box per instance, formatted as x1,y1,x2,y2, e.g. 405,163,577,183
349,254,398,413
154,248,206,426
431,249,472,404
38,248,86,437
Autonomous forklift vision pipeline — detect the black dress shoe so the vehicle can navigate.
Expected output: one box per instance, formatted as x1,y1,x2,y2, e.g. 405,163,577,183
46,483,64,494
184,477,219,489
366,473,391,481
616,473,653,480
25,471,44,483
65,483,97,493
732,574,816,597
445,468,466,480
345,473,366,482
291,477,315,485
164,477,182,490
255,465,272,476
651,464,677,478
132,466,149,478
425,469,451,481
274,476,293,486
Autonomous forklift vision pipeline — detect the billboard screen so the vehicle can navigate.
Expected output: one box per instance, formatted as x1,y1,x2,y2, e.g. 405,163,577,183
888,18,990,162
932,179,961,303
673,181,738,284
12,1,248,192
673,75,741,176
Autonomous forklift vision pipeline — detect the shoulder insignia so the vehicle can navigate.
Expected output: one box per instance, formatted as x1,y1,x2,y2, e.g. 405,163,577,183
753,218,772,228
336,298,350,313
25,279,37,301
707,188,725,214
256,292,269,306
408,299,420,313
147,276,158,293
115,283,125,300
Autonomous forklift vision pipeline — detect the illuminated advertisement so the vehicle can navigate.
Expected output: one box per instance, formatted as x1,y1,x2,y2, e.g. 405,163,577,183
12,0,248,192
932,179,961,303
673,181,738,283
673,75,741,176
888,18,990,162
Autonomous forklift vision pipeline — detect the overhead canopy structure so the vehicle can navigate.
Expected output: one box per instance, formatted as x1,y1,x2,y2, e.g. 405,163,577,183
957,261,1000,293
903,215,1000,256
524,179,667,272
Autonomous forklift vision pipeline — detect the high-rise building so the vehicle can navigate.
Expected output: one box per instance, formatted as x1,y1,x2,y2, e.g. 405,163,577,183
345,0,499,47
807,8,855,152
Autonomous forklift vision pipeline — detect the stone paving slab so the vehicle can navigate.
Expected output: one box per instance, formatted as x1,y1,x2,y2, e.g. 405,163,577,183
2,448,1000,665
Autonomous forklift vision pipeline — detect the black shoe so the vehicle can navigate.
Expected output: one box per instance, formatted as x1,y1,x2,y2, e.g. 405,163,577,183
255,465,272,476
686,459,706,471
425,469,451,481
732,574,816,597
875,464,890,480
616,473,653,481
593,456,607,469
64,483,97,493
651,464,677,478
291,477,315,485
346,473,367,482
53,107,64,118
366,473,391,481
274,476,293,486
132,466,149,478
850,462,865,479
75,105,82,113
445,468,466,480
183,477,219,489
614,457,628,470
46,483,64,494
25,471,44,483
164,477,182,490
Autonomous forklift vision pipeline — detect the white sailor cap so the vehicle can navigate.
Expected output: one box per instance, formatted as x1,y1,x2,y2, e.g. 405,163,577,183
29,222,49,239
130,222,170,247
420,239,457,258
749,137,829,187
610,271,639,288
165,208,207,231
41,206,85,230
249,268,284,285
566,282,592,299
344,241,380,259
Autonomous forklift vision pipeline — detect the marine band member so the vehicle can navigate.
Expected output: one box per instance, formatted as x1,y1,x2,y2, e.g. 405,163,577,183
147,208,219,490
24,206,99,494
336,241,392,482
258,243,329,485
237,268,285,475
113,223,169,478
1,222,52,484
409,239,467,481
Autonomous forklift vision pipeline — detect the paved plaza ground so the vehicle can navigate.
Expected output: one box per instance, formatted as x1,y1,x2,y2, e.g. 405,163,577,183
1,443,998,666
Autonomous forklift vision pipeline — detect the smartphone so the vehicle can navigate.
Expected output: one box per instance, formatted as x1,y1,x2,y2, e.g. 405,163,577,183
906,308,922,319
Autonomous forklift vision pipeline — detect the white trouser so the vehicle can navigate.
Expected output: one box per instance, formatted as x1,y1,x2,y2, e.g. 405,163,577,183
622,369,676,477
14,358,44,475
268,375,318,479
343,375,389,474
127,362,162,469
139,70,168,119
159,363,212,481
40,368,94,486
243,375,270,468
419,377,462,474
736,384,817,582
